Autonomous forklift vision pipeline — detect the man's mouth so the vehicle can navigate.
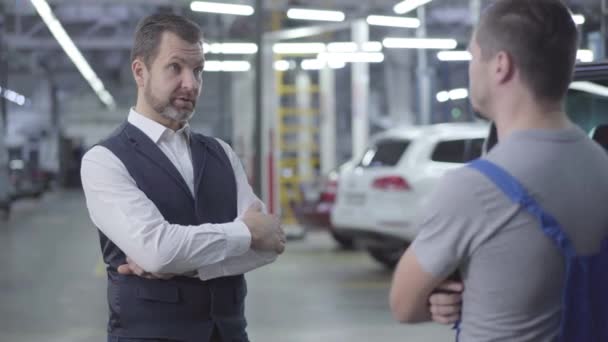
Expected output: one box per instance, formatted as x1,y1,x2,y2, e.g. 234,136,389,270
174,97,194,107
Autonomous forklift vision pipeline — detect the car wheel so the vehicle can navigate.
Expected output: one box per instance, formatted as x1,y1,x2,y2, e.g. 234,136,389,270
367,245,408,269
330,231,356,250
0,208,9,221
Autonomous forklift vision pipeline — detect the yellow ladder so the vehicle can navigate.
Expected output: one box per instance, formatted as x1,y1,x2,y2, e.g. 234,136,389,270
271,12,321,226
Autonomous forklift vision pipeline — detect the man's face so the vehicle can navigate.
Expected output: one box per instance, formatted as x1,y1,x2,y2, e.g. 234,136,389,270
468,31,491,120
143,31,204,123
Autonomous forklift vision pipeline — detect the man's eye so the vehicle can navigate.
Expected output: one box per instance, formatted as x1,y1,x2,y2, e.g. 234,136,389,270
170,64,181,73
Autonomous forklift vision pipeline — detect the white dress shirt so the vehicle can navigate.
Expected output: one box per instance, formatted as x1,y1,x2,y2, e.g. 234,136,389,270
81,109,276,280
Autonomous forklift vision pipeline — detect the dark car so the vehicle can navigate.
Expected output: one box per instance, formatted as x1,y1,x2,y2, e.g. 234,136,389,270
8,145,45,200
484,62,608,154
0,163,10,220
293,161,356,249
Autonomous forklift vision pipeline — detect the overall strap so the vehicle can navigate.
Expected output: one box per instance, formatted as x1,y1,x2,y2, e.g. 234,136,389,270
468,159,577,258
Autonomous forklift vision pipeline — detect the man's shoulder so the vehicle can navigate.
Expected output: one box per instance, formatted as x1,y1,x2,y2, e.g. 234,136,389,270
435,164,493,196
191,133,233,153
95,122,130,148
429,163,498,214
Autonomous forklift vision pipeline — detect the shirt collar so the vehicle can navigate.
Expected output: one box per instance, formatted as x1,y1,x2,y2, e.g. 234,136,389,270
127,108,191,144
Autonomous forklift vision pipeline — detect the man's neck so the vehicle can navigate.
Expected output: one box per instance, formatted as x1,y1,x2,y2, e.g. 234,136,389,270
492,96,572,141
134,100,182,131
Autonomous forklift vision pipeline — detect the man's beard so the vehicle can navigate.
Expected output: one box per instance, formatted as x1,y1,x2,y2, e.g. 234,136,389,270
145,86,195,123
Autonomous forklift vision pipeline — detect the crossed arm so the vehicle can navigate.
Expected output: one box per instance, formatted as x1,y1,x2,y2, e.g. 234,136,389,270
82,140,283,281
390,248,463,324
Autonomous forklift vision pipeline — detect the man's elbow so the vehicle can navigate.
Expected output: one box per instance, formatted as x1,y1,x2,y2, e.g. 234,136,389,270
390,301,414,323
134,247,178,274
390,293,424,323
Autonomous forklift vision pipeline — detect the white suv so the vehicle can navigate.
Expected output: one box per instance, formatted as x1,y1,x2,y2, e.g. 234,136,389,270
331,123,489,268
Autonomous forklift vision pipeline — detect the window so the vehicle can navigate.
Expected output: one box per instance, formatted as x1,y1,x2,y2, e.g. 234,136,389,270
566,80,608,134
431,140,466,163
465,138,485,162
360,139,410,168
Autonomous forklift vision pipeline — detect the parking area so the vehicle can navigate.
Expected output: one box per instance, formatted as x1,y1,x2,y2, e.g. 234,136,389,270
0,190,453,342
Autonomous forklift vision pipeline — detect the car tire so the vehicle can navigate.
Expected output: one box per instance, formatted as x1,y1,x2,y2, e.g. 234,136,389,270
0,207,10,221
367,245,408,269
330,231,356,250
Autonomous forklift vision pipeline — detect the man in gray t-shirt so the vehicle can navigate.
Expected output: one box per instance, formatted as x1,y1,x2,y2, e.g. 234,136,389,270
390,0,608,340
415,128,608,341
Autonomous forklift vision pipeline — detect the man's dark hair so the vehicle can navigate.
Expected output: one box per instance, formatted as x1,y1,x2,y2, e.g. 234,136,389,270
131,14,202,67
476,0,578,101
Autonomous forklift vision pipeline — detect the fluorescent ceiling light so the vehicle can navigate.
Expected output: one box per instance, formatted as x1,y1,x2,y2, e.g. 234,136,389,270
274,60,293,71
383,37,458,49
327,42,357,53
577,49,594,63
449,88,468,100
436,91,450,103
0,86,27,106
301,59,325,70
287,8,345,22
437,88,468,102
203,42,258,54
363,41,383,52
326,41,383,53
318,52,385,63
437,50,472,61
394,0,432,15
30,0,115,109
366,15,420,28
274,42,381,55
301,59,345,70
273,43,326,54
326,61,346,69
572,14,585,25
190,1,254,15
204,60,251,72
569,81,608,98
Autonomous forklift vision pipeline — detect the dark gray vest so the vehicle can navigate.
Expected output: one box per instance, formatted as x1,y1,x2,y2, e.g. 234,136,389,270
98,122,248,342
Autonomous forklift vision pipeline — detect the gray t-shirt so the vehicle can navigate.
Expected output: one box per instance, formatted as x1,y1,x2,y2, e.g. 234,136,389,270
412,126,608,342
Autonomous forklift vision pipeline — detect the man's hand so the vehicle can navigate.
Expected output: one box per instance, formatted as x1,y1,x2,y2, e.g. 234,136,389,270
428,280,463,324
117,257,177,280
241,202,286,254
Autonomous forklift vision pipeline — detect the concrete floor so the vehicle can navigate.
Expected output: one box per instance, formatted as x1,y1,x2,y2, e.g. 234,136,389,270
0,190,454,342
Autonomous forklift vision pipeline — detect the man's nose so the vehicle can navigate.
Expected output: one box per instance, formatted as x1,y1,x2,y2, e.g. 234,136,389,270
181,70,199,92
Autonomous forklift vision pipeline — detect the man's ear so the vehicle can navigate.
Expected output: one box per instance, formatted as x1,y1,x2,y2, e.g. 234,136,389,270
132,58,147,88
493,51,515,85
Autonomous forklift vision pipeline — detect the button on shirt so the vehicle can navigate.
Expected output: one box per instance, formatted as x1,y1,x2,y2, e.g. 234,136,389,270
81,109,276,280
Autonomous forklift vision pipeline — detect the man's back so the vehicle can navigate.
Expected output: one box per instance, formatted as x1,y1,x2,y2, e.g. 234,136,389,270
412,126,608,341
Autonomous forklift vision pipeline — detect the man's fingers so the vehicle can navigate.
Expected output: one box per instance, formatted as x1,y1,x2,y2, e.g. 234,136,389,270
430,303,460,316
429,292,462,306
276,242,285,254
436,281,464,293
431,313,461,325
118,263,146,277
125,257,146,276
121,258,175,279
117,264,133,275
247,201,263,213
127,260,146,276
151,273,176,280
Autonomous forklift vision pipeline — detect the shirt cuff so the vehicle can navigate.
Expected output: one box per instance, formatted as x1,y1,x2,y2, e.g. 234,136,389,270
224,220,251,258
